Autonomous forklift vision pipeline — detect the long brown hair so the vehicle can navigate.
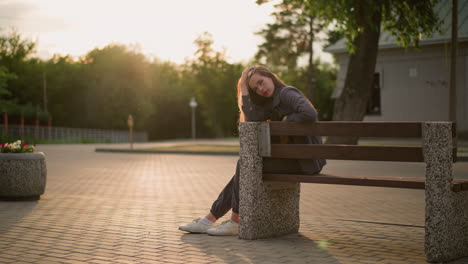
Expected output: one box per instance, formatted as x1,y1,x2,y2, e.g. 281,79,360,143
237,66,287,122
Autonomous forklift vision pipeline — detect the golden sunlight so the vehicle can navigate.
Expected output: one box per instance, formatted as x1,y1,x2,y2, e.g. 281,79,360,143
13,0,280,63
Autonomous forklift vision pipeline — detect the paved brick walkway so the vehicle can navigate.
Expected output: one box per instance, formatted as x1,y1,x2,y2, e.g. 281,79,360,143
1,144,468,264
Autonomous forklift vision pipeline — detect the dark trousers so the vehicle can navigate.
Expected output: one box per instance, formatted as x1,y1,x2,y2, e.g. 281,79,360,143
210,158,313,219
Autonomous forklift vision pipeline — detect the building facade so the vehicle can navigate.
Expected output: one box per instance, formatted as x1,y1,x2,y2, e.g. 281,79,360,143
325,0,468,136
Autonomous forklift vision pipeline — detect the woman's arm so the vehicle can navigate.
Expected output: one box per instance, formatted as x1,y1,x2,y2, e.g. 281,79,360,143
238,66,270,121
241,96,269,121
280,87,317,122
239,67,254,96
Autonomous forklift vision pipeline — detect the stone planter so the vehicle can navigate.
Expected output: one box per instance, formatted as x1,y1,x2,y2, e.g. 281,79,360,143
0,152,47,201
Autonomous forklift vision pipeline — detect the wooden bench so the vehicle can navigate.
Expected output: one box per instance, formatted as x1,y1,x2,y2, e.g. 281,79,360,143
238,121,468,263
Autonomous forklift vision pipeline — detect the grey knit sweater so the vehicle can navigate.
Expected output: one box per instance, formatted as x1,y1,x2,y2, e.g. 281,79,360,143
241,86,326,174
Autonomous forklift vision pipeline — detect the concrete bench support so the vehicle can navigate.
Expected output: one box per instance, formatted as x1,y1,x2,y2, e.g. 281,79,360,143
238,121,468,262
423,122,468,262
239,122,299,239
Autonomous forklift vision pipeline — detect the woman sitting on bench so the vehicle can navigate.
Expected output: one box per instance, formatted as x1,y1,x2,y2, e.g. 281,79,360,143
179,65,326,236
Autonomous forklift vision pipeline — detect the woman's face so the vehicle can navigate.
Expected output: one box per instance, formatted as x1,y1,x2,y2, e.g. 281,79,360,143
248,73,275,98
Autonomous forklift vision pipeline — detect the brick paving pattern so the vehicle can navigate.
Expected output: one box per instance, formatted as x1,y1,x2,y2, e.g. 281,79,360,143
1,144,468,264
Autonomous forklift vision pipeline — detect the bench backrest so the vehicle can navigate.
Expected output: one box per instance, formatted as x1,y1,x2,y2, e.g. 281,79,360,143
258,121,457,163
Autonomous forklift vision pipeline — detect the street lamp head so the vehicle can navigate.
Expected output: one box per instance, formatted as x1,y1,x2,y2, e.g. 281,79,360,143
189,97,198,108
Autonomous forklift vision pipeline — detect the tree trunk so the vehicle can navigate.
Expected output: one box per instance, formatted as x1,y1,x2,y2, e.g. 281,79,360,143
326,4,382,145
307,17,315,102
449,0,457,123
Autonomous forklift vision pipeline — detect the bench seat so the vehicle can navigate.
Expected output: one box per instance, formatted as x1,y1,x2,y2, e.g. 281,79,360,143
239,121,468,263
263,173,468,192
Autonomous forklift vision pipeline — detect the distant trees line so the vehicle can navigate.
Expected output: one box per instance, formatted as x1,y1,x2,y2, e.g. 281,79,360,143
0,29,336,140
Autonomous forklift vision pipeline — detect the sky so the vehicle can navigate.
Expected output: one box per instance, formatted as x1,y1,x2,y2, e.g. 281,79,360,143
0,0,333,64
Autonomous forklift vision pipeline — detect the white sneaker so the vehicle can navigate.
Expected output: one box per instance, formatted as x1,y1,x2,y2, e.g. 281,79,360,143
179,218,213,233
207,220,239,236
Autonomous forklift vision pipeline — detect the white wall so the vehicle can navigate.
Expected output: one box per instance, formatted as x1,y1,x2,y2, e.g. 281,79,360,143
370,47,448,121
356,44,468,133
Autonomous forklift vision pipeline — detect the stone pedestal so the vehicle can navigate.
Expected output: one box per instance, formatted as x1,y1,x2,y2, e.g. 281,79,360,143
0,152,47,201
239,122,300,239
423,122,468,262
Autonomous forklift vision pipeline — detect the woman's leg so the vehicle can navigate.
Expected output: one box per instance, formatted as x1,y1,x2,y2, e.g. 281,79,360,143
179,160,240,233
181,158,304,234
209,160,240,220
201,161,241,236
205,160,241,236
209,157,303,222
226,158,303,220
206,158,303,236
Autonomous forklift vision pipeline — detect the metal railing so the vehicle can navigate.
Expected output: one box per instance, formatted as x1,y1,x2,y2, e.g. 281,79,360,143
0,125,148,143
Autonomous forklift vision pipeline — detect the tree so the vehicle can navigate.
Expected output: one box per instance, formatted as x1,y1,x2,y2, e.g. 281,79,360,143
0,28,36,69
0,66,15,98
255,0,324,102
82,44,153,130
304,0,442,144
296,61,336,121
0,28,38,105
0,28,42,122
146,61,193,139
187,32,242,138
0,66,17,113
43,55,88,127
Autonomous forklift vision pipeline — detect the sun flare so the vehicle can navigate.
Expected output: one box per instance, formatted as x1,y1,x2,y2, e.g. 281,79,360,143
8,0,281,63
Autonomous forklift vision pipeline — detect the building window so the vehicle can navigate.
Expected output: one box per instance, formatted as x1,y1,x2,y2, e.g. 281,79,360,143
367,73,381,115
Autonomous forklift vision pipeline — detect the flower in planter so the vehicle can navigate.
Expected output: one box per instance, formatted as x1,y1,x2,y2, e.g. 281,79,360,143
1,140,35,153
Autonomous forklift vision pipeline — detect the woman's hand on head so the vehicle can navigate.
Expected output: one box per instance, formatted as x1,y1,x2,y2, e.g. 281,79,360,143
239,66,255,95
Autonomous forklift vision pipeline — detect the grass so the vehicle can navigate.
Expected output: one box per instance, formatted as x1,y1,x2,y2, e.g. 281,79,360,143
147,144,240,153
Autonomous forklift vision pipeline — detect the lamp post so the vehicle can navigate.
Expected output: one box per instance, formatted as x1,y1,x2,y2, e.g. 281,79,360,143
189,97,198,140
127,115,134,150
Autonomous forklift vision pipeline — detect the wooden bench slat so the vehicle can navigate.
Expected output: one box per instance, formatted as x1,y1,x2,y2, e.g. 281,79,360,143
269,144,424,162
263,173,426,189
453,179,468,192
268,121,423,137
263,173,468,192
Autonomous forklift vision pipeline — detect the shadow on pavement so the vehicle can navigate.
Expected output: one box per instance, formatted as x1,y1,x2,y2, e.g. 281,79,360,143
180,232,341,263
0,201,38,234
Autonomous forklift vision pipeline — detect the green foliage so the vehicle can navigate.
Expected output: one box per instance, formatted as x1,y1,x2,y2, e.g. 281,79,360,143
0,28,44,122
255,0,335,120
255,0,320,72
0,66,18,113
308,61,336,121
0,29,36,114
382,0,443,48
187,32,242,138
0,28,36,68
42,55,86,126
82,44,153,130
147,61,193,139
280,61,336,121
0,66,16,96
324,30,345,49
304,0,442,53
